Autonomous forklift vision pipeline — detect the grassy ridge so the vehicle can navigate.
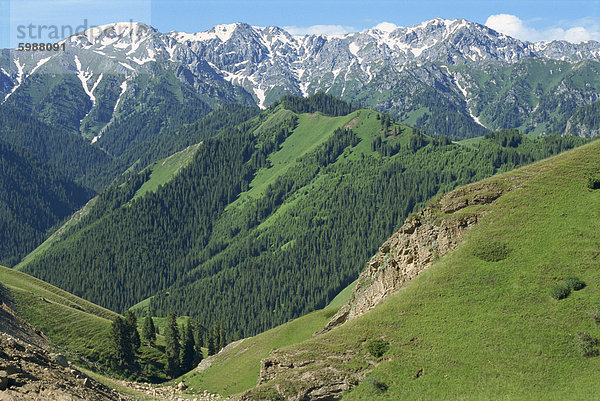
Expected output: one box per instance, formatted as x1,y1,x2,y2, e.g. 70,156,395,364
0,265,116,361
133,143,202,200
244,111,361,199
243,139,600,400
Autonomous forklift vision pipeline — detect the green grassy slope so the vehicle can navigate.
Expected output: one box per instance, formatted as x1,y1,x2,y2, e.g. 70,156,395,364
133,142,202,200
0,265,117,362
182,306,339,396
245,111,360,199
243,138,600,400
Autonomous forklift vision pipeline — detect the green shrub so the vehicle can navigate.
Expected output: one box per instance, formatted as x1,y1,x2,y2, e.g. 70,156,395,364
367,376,388,393
587,176,600,189
575,331,599,357
550,284,571,300
586,167,600,189
366,338,390,358
473,241,511,262
565,276,586,291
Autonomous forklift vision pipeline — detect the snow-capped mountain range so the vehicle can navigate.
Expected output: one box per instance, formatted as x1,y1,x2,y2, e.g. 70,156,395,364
2,17,600,141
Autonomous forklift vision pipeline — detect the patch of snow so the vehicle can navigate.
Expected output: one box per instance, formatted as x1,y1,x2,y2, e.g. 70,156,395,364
29,56,52,75
253,87,266,109
119,62,135,71
165,43,177,61
214,23,238,42
348,42,360,57
442,65,486,128
4,58,24,102
296,67,310,96
222,69,249,86
74,55,102,104
411,43,435,57
365,65,373,82
113,80,128,113
447,19,468,36
470,45,482,59
113,41,130,49
341,60,356,97
175,31,217,42
98,35,120,49
126,36,147,55
533,41,550,52
294,68,306,81
131,55,155,65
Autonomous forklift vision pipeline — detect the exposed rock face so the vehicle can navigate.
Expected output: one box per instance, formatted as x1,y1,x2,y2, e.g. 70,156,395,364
0,332,122,401
319,182,507,335
237,348,363,401
195,338,245,373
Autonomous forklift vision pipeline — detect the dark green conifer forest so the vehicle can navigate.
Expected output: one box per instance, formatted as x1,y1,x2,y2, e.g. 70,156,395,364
0,139,93,266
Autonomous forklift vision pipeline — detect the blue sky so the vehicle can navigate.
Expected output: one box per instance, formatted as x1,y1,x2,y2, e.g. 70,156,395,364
1,0,600,47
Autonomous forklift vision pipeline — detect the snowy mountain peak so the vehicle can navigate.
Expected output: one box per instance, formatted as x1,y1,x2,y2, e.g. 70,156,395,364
67,21,158,50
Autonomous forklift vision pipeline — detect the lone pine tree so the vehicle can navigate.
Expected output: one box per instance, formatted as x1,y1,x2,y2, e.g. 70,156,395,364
164,313,181,377
142,315,157,346
180,321,196,372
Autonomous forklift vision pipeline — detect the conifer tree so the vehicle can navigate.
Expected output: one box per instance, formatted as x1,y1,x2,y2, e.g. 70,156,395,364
180,321,196,372
125,310,141,351
217,321,226,351
110,316,133,365
190,318,204,365
142,315,156,346
207,326,216,356
164,313,180,377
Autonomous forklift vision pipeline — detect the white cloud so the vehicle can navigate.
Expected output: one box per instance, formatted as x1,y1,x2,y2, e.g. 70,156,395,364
284,24,356,36
485,14,600,43
372,22,398,33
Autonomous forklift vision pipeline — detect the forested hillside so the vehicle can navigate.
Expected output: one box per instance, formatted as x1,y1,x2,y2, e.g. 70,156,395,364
0,104,112,186
0,139,92,266
20,95,588,339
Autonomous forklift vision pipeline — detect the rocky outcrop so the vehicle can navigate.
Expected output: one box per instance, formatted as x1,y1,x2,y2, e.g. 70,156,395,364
238,348,363,401
319,181,507,335
195,338,245,373
0,332,122,401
